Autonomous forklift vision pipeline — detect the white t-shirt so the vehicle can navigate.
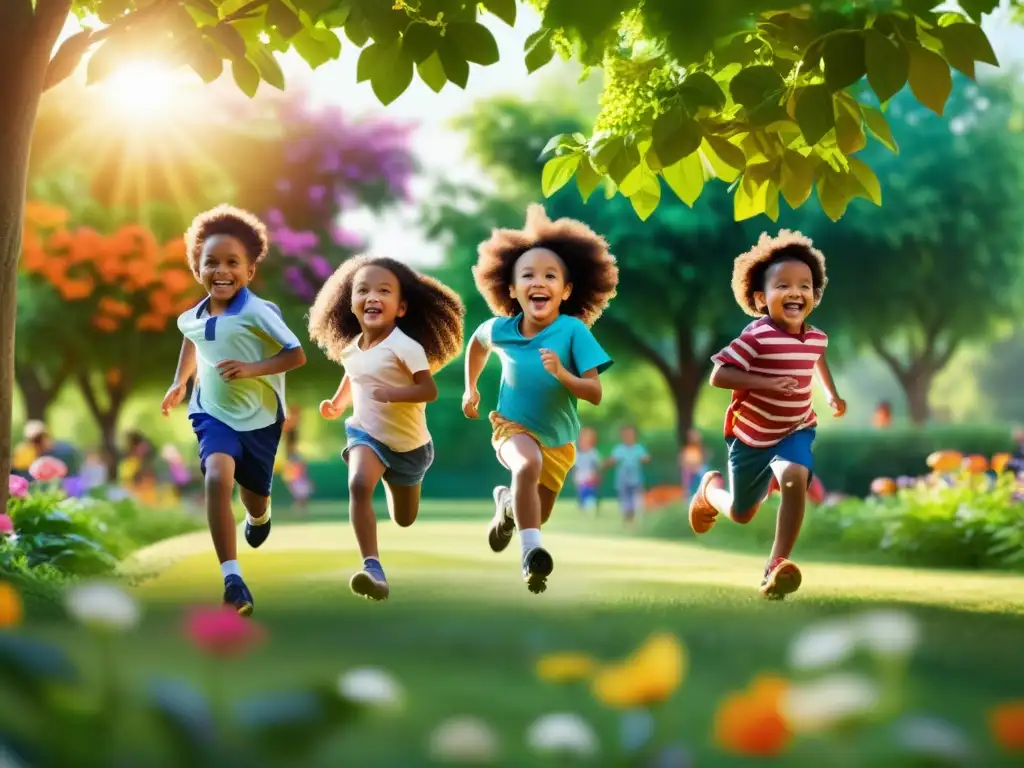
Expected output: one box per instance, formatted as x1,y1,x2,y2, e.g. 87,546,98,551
341,327,431,452
573,449,602,486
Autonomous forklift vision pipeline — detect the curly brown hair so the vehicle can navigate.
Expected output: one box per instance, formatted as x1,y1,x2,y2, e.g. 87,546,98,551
184,204,269,277
731,230,828,318
473,204,619,327
307,255,465,371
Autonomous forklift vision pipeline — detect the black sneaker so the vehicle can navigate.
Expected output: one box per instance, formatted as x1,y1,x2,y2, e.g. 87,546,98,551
522,547,554,594
223,574,254,616
245,515,272,548
487,486,516,553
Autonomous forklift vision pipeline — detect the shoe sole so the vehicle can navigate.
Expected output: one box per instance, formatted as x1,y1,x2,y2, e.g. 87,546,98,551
525,549,554,594
350,572,390,601
760,562,802,600
688,471,722,535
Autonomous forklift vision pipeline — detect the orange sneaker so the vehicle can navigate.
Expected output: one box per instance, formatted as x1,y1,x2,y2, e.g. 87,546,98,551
760,557,802,600
688,471,722,534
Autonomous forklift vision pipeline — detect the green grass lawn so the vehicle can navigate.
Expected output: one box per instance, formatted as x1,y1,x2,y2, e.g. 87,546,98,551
15,499,1024,766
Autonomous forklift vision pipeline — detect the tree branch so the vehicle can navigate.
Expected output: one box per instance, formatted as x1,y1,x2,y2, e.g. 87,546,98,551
935,337,960,372
601,313,677,386
869,336,907,380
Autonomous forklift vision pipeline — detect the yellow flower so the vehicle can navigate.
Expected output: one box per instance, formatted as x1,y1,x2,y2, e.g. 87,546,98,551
0,582,23,628
536,653,596,683
592,632,686,708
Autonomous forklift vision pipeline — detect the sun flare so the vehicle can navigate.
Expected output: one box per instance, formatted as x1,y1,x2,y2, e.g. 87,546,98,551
100,63,184,122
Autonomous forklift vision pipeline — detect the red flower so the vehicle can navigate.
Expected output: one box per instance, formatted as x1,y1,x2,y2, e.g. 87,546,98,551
184,606,266,657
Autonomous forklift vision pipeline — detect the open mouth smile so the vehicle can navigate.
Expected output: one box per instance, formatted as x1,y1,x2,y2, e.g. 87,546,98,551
528,293,551,311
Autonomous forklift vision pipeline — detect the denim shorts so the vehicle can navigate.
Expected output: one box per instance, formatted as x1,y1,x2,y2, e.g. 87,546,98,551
342,426,434,487
727,428,815,514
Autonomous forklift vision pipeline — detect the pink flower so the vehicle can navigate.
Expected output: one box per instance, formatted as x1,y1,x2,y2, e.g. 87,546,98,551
0,515,13,535
184,606,266,657
29,456,67,483
8,475,29,498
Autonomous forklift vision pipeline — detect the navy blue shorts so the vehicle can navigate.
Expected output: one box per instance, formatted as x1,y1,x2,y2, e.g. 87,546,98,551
190,413,283,497
342,426,433,487
727,428,815,515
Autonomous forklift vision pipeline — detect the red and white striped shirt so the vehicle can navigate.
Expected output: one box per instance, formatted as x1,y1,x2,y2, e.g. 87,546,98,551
711,317,828,448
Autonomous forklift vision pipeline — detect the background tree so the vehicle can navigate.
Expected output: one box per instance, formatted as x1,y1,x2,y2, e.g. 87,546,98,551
809,75,1024,425
0,0,1006,508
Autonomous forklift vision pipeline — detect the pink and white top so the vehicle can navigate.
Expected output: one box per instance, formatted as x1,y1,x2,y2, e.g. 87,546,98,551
711,317,828,448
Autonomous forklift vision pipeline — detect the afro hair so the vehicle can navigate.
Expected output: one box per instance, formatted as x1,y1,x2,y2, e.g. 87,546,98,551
185,204,269,277
307,255,465,371
731,230,828,318
473,204,619,327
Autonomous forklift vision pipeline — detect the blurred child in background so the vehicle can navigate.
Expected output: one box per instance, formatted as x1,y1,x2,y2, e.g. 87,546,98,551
607,425,650,528
281,430,313,515
572,426,602,515
679,428,706,502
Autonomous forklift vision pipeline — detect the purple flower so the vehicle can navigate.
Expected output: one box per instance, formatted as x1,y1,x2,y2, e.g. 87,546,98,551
330,224,363,249
275,178,292,193
267,208,286,227
309,256,333,279
308,185,327,205
275,227,319,257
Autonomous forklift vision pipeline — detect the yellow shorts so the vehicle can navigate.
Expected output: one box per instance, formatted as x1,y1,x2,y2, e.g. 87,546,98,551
489,413,576,493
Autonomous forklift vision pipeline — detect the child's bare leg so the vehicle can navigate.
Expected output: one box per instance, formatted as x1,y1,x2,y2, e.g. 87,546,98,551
384,482,421,528
499,434,544,531
347,446,386,560
767,461,809,562
347,446,388,601
204,453,237,564
539,486,558,525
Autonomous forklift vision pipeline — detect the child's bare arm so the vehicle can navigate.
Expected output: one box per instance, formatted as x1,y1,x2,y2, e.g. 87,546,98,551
218,347,307,381
814,354,846,416
463,331,491,418
371,370,438,404
709,363,798,393
540,349,603,405
320,374,351,419
161,338,196,415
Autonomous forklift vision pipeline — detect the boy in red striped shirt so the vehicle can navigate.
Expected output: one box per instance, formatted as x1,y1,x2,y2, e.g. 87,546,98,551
689,231,846,599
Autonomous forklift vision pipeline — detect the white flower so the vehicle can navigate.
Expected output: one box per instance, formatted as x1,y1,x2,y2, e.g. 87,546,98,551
429,716,500,764
527,712,599,757
64,581,140,632
856,610,920,658
895,716,973,765
337,667,402,708
782,673,880,734
788,618,858,671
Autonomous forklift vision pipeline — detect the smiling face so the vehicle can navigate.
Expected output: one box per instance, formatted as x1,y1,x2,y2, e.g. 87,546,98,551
199,234,255,305
351,264,405,335
755,258,815,333
510,248,572,327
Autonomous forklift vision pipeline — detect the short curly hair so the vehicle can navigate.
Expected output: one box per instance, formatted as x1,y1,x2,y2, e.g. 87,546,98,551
307,255,465,371
473,204,619,327
731,230,828,318
184,204,269,277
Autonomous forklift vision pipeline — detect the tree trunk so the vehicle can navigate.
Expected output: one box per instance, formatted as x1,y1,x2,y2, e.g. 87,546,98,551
899,370,934,426
0,2,71,511
670,363,704,446
76,371,130,477
15,364,70,422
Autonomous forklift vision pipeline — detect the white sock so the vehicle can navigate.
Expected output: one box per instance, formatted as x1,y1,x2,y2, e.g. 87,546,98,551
247,504,272,526
220,559,242,579
520,528,542,555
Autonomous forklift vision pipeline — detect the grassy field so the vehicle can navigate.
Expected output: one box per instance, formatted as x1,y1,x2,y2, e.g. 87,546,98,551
15,499,1024,766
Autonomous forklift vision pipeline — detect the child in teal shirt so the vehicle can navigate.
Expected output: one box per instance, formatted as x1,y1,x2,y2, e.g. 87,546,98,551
463,204,619,594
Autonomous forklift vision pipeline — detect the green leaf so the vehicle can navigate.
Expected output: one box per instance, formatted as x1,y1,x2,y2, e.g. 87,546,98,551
363,42,414,105
345,14,369,47
542,154,582,197
847,157,882,205
231,57,260,97
816,169,850,221
835,103,866,155
524,28,554,73
292,27,341,68
822,31,866,92
438,40,470,88
606,140,641,185
864,30,908,103
416,52,446,93
403,22,441,64
734,175,777,222
779,150,815,208
209,23,247,59
678,71,726,113
794,84,835,146
906,42,952,116
863,106,898,153
959,0,999,22
700,138,741,183
185,38,223,83
482,0,515,26
450,21,499,66
147,680,216,763
590,135,624,173
661,152,704,207
705,135,745,171
0,634,78,704
235,685,362,759
729,65,787,124
628,164,661,221
933,22,999,79
266,0,303,40
576,156,602,202
251,46,285,90
651,106,702,168
541,133,584,157
44,30,94,90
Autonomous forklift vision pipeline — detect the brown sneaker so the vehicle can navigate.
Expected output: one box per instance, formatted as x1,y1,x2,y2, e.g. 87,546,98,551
760,557,802,600
688,471,722,534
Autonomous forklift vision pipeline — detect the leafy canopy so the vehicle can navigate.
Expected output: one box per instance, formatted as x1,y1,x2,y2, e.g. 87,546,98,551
51,0,1007,222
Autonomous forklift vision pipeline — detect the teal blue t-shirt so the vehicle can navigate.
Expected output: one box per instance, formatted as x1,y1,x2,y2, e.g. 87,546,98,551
477,314,613,447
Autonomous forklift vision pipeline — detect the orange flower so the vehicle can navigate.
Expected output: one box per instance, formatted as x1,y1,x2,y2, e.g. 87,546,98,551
148,288,175,316
992,453,1012,473
69,227,106,264
870,477,897,496
46,229,74,259
98,297,133,318
162,268,195,295
991,702,1024,752
962,454,988,474
926,450,963,474
59,278,94,301
136,313,167,332
715,675,792,757
92,315,119,332
162,237,187,264
24,201,69,229
106,369,122,386
0,582,23,628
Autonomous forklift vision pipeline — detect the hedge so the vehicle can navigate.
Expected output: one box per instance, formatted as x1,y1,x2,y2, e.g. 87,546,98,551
278,424,1015,502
